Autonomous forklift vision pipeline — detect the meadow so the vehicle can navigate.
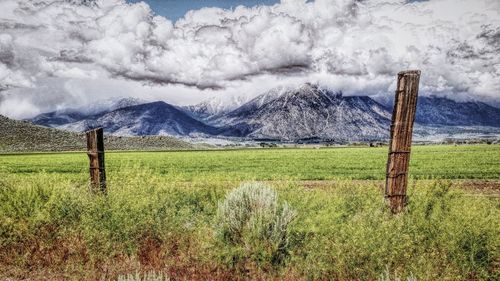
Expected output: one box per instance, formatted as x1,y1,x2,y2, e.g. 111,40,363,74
0,144,499,280
1,144,499,181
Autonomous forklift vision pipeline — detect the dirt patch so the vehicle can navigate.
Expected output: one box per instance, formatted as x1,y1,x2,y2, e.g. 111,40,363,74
455,180,500,196
138,233,165,269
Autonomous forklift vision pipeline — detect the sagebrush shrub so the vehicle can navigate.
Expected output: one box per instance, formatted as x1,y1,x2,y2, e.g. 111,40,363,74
215,182,296,268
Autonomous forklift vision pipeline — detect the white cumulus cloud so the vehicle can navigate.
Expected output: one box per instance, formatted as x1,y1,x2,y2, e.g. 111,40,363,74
0,0,499,118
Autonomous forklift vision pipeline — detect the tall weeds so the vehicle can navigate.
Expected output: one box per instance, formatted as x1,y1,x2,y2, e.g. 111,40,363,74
0,172,498,280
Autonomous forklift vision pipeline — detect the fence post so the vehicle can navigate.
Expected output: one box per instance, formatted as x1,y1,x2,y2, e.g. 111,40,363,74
86,128,106,193
385,70,420,213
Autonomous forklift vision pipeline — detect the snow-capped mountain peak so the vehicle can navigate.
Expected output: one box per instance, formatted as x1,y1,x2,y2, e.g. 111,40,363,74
213,83,392,141
29,84,500,142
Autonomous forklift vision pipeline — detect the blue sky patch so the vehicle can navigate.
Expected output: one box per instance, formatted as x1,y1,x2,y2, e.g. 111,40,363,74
128,0,280,21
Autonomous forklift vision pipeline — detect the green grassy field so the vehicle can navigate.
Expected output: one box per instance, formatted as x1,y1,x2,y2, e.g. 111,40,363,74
0,145,499,280
1,144,499,181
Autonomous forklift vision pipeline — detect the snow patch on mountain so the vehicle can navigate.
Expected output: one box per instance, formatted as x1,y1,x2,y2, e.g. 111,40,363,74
184,94,251,121
58,101,218,137
29,84,500,142
31,97,146,127
214,83,392,141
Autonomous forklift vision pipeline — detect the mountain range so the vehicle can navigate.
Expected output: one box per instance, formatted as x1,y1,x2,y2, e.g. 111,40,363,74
28,84,500,142
214,84,391,141
415,96,500,127
57,101,219,137
0,114,193,152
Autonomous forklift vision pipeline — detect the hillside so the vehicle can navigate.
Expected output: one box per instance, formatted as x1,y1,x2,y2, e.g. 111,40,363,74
183,94,250,121
31,98,145,127
28,84,500,142
415,96,500,126
215,84,392,141
58,101,219,137
0,115,193,152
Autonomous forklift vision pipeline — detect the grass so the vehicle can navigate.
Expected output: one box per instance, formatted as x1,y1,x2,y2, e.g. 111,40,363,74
0,145,500,181
0,144,499,280
0,115,194,152
117,271,169,281
1,144,499,181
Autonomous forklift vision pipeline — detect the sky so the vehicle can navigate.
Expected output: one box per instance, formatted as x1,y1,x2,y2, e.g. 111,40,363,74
129,0,425,21
0,0,499,119
128,0,280,21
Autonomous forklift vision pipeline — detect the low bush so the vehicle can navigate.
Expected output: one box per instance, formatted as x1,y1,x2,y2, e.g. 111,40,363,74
214,182,296,270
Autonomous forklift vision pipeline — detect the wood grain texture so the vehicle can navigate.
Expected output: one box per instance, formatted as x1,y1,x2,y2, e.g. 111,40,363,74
385,70,420,213
86,128,106,193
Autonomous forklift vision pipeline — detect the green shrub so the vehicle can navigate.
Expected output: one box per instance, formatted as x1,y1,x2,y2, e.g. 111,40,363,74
214,182,296,269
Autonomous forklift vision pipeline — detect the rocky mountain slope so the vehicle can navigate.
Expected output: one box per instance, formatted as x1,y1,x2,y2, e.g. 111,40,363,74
31,98,144,127
27,84,500,142
0,115,193,152
214,84,392,141
183,95,249,121
58,101,219,137
415,96,500,126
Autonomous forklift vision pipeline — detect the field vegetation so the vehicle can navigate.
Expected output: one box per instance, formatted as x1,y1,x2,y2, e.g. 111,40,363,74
0,115,194,152
0,144,499,280
1,144,499,181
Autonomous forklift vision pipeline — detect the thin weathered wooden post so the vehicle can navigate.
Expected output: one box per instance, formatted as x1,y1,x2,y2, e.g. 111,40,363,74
385,70,420,213
86,128,106,193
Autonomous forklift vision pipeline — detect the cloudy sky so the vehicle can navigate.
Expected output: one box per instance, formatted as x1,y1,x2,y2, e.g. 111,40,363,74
0,0,499,118
129,0,280,20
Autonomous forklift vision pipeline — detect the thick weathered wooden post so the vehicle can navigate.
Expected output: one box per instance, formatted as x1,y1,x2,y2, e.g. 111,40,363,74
86,128,106,193
385,70,420,213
